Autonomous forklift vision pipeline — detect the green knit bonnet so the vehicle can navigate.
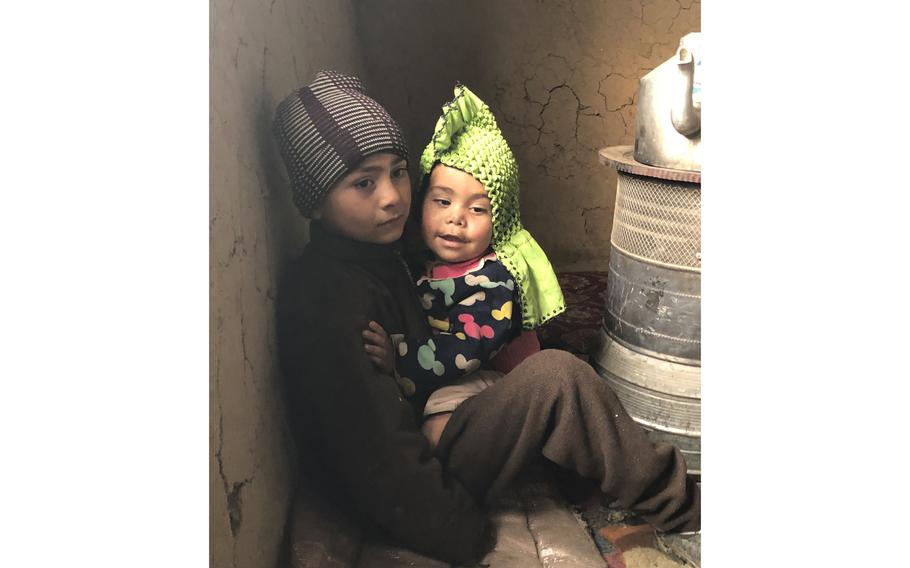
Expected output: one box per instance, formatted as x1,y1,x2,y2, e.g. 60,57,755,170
420,84,566,329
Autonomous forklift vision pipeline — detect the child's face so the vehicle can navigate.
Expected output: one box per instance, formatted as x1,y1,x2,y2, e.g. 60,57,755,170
421,164,493,263
314,153,411,244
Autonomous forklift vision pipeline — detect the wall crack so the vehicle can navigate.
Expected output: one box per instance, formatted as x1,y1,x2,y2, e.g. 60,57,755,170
233,37,248,69
228,477,254,537
213,365,237,568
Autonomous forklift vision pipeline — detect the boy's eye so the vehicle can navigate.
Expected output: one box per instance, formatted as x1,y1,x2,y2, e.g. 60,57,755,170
392,167,408,179
353,178,374,190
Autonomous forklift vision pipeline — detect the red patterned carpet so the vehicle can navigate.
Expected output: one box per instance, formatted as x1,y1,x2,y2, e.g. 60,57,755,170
538,271,610,357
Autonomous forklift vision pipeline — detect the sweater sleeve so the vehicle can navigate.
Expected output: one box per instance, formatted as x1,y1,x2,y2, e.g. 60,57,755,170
279,286,492,565
395,263,518,395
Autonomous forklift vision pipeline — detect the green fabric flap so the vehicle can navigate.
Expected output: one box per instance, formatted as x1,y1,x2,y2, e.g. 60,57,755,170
496,229,566,329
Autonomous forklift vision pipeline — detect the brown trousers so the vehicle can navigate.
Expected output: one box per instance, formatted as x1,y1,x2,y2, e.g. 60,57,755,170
435,349,700,533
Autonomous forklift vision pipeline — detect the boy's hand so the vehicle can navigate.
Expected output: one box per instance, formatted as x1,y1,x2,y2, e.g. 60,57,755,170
363,321,395,375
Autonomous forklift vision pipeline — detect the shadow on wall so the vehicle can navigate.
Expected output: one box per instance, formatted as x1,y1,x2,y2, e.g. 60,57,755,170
255,90,300,568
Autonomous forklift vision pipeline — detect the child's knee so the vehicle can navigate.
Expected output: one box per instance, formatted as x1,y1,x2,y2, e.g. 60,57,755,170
519,349,589,392
537,349,589,376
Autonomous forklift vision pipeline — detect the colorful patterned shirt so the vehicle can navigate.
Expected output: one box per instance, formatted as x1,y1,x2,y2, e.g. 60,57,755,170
395,251,536,400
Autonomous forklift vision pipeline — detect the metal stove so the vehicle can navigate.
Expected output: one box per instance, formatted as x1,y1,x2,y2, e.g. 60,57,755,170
593,32,702,474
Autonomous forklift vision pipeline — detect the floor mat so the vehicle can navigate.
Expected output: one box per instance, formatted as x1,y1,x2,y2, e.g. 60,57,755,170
573,501,687,568
538,271,609,357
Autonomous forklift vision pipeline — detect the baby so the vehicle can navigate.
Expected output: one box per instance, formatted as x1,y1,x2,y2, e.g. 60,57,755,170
363,84,566,433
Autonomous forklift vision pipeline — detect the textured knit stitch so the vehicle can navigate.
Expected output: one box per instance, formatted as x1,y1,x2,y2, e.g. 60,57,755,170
273,70,409,217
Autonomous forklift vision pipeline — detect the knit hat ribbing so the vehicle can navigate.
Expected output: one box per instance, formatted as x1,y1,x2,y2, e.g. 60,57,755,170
273,70,409,218
421,85,566,329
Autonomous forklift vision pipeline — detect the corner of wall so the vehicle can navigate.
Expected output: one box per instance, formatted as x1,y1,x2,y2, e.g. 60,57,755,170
210,1,368,566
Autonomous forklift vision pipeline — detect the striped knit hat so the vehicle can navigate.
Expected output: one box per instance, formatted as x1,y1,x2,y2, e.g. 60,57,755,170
273,70,409,217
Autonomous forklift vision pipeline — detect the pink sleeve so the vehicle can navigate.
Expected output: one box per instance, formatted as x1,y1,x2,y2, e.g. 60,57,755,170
489,329,541,374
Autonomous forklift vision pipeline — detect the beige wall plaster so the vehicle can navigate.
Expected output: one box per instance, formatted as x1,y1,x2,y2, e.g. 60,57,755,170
357,0,700,271
210,0,367,566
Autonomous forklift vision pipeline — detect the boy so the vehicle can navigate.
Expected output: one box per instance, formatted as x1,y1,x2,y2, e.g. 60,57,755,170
274,70,700,566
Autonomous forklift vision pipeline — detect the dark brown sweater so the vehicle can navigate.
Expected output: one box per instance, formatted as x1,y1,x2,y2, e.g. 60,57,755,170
277,221,490,564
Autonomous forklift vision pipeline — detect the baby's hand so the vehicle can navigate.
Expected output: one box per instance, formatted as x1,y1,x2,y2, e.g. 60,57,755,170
363,321,395,375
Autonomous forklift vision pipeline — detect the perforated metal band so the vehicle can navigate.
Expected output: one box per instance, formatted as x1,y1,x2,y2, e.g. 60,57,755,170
610,172,701,271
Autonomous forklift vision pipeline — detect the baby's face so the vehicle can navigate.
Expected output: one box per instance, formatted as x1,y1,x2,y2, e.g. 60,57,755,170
421,164,493,263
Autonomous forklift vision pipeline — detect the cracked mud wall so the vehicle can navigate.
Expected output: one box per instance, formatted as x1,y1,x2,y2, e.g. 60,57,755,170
210,1,366,566
357,0,700,271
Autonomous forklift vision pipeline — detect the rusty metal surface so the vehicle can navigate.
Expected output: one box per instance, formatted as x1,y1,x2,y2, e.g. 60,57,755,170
604,247,701,363
593,332,701,433
593,331,700,475
594,329,700,400
599,146,701,183
647,428,701,478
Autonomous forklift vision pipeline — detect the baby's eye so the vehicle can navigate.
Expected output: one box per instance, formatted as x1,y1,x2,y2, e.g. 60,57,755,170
434,198,451,206
471,207,488,214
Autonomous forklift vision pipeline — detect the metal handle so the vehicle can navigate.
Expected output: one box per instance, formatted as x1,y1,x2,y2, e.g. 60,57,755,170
671,45,701,137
